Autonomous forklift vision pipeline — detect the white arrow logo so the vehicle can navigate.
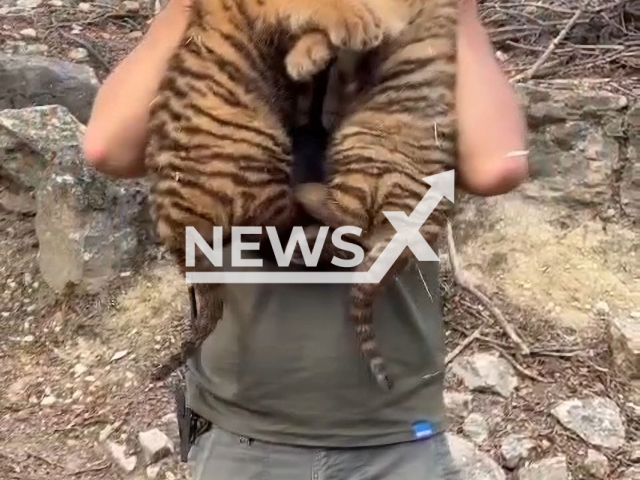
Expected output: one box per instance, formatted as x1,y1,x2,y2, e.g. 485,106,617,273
186,170,455,284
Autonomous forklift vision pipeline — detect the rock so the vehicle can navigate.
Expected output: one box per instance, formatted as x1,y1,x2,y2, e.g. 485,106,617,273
106,441,137,473
0,53,99,124
515,83,627,208
444,391,473,418
0,190,36,215
18,28,37,39
35,143,153,294
110,350,129,362
594,301,610,316
3,42,49,55
451,352,518,398
620,467,640,480
158,413,179,443
518,456,569,480
122,0,140,12
138,428,174,465
446,434,506,480
40,395,56,406
551,397,626,449
67,47,88,61
99,421,122,443
0,105,84,189
77,1,91,11
500,434,536,469
463,413,489,445
13,0,43,7
146,464,161,479
584,449,609,478
609,316,640,379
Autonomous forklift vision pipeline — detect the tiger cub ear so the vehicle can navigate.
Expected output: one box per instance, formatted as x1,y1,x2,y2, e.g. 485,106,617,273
285,32,335,82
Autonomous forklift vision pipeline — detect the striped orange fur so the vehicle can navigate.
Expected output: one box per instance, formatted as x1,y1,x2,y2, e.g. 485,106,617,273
296,0,459,390
144,0,418,380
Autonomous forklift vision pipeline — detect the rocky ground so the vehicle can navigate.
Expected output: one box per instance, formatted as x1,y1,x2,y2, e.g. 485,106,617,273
1,1,639,480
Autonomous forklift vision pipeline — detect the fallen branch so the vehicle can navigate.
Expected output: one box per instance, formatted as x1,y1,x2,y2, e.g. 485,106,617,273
510,3,585,82
70,463,110,476
493,345,551,383
58,31,111,72
446,222,530,355
446,325,483,365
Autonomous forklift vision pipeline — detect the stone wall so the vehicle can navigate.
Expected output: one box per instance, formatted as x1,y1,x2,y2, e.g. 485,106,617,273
514,82,638,220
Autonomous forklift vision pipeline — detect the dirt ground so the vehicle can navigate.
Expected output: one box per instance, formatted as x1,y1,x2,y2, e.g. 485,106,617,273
1,2,639,480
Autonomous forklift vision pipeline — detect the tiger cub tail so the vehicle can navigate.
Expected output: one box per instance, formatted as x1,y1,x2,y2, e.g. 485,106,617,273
152,246,225,382
295,183,397,390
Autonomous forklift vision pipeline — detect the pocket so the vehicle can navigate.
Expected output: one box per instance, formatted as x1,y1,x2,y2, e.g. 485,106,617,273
187,427,220,477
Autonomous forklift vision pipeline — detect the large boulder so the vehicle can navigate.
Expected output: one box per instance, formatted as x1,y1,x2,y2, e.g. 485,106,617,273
609,316,640,380
622,102,640,222
515,83,627,208
0,54,99,124
35,143,153,294
0,105,84,189
551,397,626,449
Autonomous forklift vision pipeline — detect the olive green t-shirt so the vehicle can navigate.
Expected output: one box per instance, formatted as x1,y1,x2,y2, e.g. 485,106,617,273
185,245,448,448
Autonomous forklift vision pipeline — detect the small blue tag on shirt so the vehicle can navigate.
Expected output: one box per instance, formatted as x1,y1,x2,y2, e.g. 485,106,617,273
412,421,435,439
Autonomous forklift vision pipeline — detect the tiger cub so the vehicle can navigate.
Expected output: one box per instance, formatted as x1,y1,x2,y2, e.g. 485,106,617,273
144,0,418,381
296,0,459,390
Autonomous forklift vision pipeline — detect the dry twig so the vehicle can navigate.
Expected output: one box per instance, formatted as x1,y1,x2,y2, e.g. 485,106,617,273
511,3,586,82
58,31,111,72
446,325,483,365
446,222,530,355
492,345,551,383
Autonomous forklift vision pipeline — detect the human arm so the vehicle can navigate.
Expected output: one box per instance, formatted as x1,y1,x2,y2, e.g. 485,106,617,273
454,0,529,196
82,0,192,178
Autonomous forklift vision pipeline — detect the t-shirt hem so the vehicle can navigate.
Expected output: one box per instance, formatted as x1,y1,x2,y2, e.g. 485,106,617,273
185,368,449,449
198,409,449,448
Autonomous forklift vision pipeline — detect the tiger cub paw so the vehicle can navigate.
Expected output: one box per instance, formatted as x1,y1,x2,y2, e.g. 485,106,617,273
286,32,334,82
318,2,384,51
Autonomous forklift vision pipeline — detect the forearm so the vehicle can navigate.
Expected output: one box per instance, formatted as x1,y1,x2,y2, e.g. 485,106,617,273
83,0,190,178
455,0,529,196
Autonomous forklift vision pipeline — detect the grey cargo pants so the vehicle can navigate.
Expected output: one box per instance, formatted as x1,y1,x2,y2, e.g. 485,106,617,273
188,426,462,480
